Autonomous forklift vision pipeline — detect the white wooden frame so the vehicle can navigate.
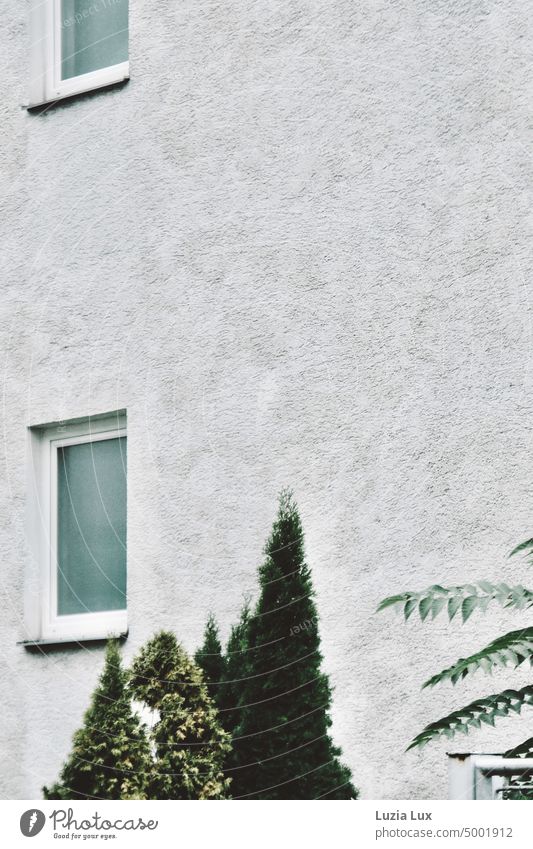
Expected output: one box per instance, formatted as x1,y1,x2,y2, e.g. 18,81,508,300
28,0,129,108
26,412,127,643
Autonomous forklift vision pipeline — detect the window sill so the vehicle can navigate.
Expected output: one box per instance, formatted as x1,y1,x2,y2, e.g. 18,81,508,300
26,61,129,110
19,630,128,650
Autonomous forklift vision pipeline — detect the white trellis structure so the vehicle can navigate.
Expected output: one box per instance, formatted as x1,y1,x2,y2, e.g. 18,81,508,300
448,754,533,800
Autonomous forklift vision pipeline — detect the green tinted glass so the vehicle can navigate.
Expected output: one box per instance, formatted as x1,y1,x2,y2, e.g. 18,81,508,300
57,436,127,615
60,0,128,81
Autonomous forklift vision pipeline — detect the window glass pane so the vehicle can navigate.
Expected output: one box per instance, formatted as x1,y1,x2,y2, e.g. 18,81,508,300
60,0,128,81
57,436,127,615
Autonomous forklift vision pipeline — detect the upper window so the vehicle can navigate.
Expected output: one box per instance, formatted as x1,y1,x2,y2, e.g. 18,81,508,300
28,0,129,108
27,412,127,643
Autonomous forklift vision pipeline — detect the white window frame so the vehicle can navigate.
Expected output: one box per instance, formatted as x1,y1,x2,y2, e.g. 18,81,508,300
26,412,127,643
28,0,129,108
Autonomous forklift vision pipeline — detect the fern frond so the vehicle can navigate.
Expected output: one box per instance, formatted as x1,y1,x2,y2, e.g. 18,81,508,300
422,628,533,689
378,583,533,623
407,686,533,750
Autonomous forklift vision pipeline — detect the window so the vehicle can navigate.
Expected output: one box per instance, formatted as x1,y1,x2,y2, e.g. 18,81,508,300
28,0,129,108
26,412,127,642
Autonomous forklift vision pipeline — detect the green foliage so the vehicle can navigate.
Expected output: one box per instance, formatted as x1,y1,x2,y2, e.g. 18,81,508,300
228,490,357,799
129,631,231,799
423,629,533,689
408,687,533,750
47,491,358,801
378,582,533,624
509,540,533,560
45,634,232,800
195,614,225,693
379,541,533,754
505,737,533,758
217,602,251,734
43,641,152,800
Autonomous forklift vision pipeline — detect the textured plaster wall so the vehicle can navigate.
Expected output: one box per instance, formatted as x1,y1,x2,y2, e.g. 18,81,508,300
1,0,532,799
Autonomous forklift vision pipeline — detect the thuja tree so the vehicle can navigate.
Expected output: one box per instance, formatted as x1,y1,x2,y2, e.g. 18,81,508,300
195,614,225,696
195,605,251,733
195,603,251,791
218,602,251,734
378,539,533,756
43,641,152,800
129,631,231,799
231,490,357,799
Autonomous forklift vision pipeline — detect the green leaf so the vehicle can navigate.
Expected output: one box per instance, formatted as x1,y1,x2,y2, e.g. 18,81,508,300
419,597,432,622
448,595,462,621
431,596,447,619
404,598,418,620
509,539,533,558
502,648,522,666
476,596,490,613
376,594,409,613
461,596,477,623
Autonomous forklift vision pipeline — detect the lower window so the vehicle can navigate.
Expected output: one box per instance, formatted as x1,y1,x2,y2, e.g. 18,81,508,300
27,412,127,642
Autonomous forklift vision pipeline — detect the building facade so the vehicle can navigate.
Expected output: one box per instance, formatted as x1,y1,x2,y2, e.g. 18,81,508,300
1,0,532,799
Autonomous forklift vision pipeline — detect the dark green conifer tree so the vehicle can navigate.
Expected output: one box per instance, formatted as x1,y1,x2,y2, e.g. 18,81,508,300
43,641,152,800
218,602,251,734
194,614,225,697
231,490,358,799
130,631,231,799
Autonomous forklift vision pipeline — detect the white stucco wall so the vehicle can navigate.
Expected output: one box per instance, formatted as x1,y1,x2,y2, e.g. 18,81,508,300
1,0,532,799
